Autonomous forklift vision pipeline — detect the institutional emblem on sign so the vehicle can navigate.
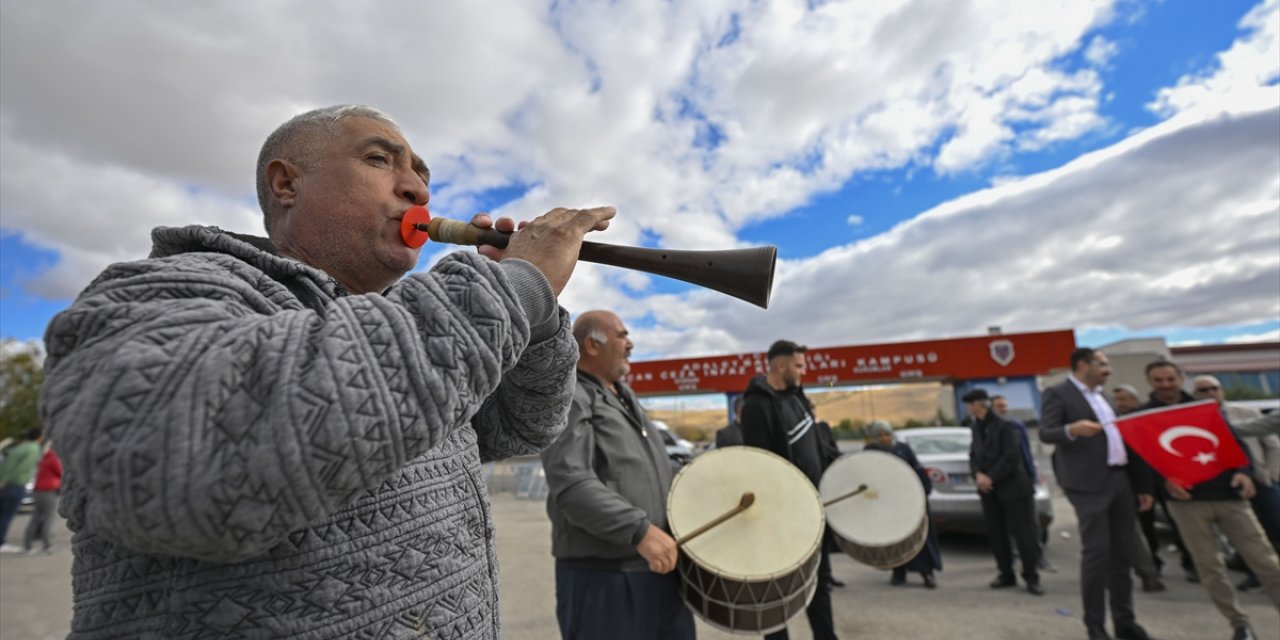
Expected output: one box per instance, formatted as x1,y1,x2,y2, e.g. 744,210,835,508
989,339,1015,367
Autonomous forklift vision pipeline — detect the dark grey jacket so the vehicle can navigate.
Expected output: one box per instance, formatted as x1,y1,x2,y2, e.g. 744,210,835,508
714,422,743,448
541,370,674,566
1039,379,1155,496
39,225,578,639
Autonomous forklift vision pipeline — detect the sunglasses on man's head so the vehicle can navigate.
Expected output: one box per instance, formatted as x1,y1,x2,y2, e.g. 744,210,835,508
1194,386,1220,393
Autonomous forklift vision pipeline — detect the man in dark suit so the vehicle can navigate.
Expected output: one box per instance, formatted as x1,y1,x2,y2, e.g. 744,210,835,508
965,389,1043,595
1040,347,1156,640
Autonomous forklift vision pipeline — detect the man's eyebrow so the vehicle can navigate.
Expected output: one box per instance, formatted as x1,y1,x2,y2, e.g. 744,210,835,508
361,136,431,185
411,153,430,186
361,136,405,156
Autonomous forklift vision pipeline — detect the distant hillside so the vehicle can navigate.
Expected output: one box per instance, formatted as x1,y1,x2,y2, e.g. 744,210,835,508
649,383,953,441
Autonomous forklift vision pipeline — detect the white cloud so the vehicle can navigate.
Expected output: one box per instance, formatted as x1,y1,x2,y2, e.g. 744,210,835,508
0,134,261,298
1150,0,1280,117
2,0,1121,299
0,338,44,362
638,104,1280,357
1,0,1277,363
1084,35,1120,67
846,214,864,226
1225,329,1280,344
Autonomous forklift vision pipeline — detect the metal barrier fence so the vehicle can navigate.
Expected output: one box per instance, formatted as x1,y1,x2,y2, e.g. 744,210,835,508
514,463,548,500
485,456,548,500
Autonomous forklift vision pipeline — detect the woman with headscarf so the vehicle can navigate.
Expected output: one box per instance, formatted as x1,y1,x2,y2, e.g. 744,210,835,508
865,420,942,588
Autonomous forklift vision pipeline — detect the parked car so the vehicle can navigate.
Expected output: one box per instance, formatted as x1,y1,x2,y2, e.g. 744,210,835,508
895,427,1054,542
651,420,695,471
1232,398,1279,414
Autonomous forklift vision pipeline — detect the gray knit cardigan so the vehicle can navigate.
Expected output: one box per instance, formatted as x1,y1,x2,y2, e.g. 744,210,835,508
39,225,578,639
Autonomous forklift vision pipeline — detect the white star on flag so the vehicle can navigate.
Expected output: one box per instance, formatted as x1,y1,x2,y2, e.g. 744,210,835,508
1193,451,1217,465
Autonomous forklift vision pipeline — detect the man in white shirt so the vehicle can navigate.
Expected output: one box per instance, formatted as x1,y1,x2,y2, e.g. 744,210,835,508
1040,348,1155,640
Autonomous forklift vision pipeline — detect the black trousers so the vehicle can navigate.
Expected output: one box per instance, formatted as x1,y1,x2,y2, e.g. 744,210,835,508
554,563,695,640
980,489,1040,583
1136,500,1161,569
765,547,838,640
1065,468,1138,630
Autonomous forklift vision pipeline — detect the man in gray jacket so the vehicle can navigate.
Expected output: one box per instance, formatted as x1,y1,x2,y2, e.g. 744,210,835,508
541,309,695,639
39,104,614,640
1236,413,1280,437
1192,375,1280,593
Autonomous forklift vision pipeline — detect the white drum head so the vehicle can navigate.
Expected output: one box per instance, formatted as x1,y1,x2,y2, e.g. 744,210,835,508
668,447,824,582
820,450,926,548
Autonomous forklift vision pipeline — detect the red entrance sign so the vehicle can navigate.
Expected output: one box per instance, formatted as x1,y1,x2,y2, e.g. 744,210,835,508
625,330,1075,395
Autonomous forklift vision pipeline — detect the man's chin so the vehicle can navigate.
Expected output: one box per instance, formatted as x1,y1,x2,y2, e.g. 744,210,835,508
383,246,422,275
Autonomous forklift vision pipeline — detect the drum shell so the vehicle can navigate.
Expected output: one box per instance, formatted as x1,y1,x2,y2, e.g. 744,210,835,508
830,513,928,569
677,549,818,634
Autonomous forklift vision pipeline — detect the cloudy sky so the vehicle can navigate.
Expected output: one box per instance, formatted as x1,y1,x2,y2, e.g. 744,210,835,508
1,0,1277,361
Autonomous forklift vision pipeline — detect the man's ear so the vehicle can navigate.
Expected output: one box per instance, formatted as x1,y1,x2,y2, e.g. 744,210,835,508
267,159,303,209
580,338,600,357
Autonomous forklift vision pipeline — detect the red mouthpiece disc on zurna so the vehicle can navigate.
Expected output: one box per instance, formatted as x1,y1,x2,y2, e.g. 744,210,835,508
400,205,430,248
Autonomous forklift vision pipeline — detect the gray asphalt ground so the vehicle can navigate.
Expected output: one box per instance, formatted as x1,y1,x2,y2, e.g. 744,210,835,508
2,488,1277,639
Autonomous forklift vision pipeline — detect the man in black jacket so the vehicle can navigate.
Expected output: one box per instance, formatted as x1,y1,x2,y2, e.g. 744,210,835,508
1141,361,1279,640
741,340,838,640
964,388,1043,596
713,395,745,448
1040,348,1155,640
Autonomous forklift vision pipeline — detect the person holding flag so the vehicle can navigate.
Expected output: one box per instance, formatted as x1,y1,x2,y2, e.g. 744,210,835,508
1123,361,1280,640
1039,348,1155,640
1193,374,1280,593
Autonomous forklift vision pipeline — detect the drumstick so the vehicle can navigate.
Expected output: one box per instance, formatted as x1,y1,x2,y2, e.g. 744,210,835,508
676,492,755,547
822,484,869,507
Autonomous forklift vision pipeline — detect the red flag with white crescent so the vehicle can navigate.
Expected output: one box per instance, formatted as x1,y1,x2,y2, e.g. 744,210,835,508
1116,399,1249,488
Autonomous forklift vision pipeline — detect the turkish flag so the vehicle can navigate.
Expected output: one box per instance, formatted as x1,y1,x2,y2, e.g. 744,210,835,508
1116,400,1249,488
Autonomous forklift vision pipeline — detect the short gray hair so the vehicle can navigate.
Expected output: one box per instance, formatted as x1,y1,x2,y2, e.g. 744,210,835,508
255,105,400,232
572,313,610,348
1112,384,1139,397
869,420,894,439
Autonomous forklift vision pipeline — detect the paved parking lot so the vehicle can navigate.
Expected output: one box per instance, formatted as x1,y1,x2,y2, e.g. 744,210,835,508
494,490,1278,640
2,486,1277,639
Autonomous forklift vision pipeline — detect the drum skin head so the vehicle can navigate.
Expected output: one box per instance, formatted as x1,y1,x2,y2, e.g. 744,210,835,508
668,447,824,582
820,450,927,549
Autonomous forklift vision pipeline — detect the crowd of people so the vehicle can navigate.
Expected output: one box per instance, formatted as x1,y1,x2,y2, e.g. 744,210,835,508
0,428,62,555
4,103,1278,640
705,344,1280,640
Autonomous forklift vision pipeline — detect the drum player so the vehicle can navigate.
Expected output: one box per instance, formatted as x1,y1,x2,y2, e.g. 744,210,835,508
741,340,840,640
540,309,696,640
